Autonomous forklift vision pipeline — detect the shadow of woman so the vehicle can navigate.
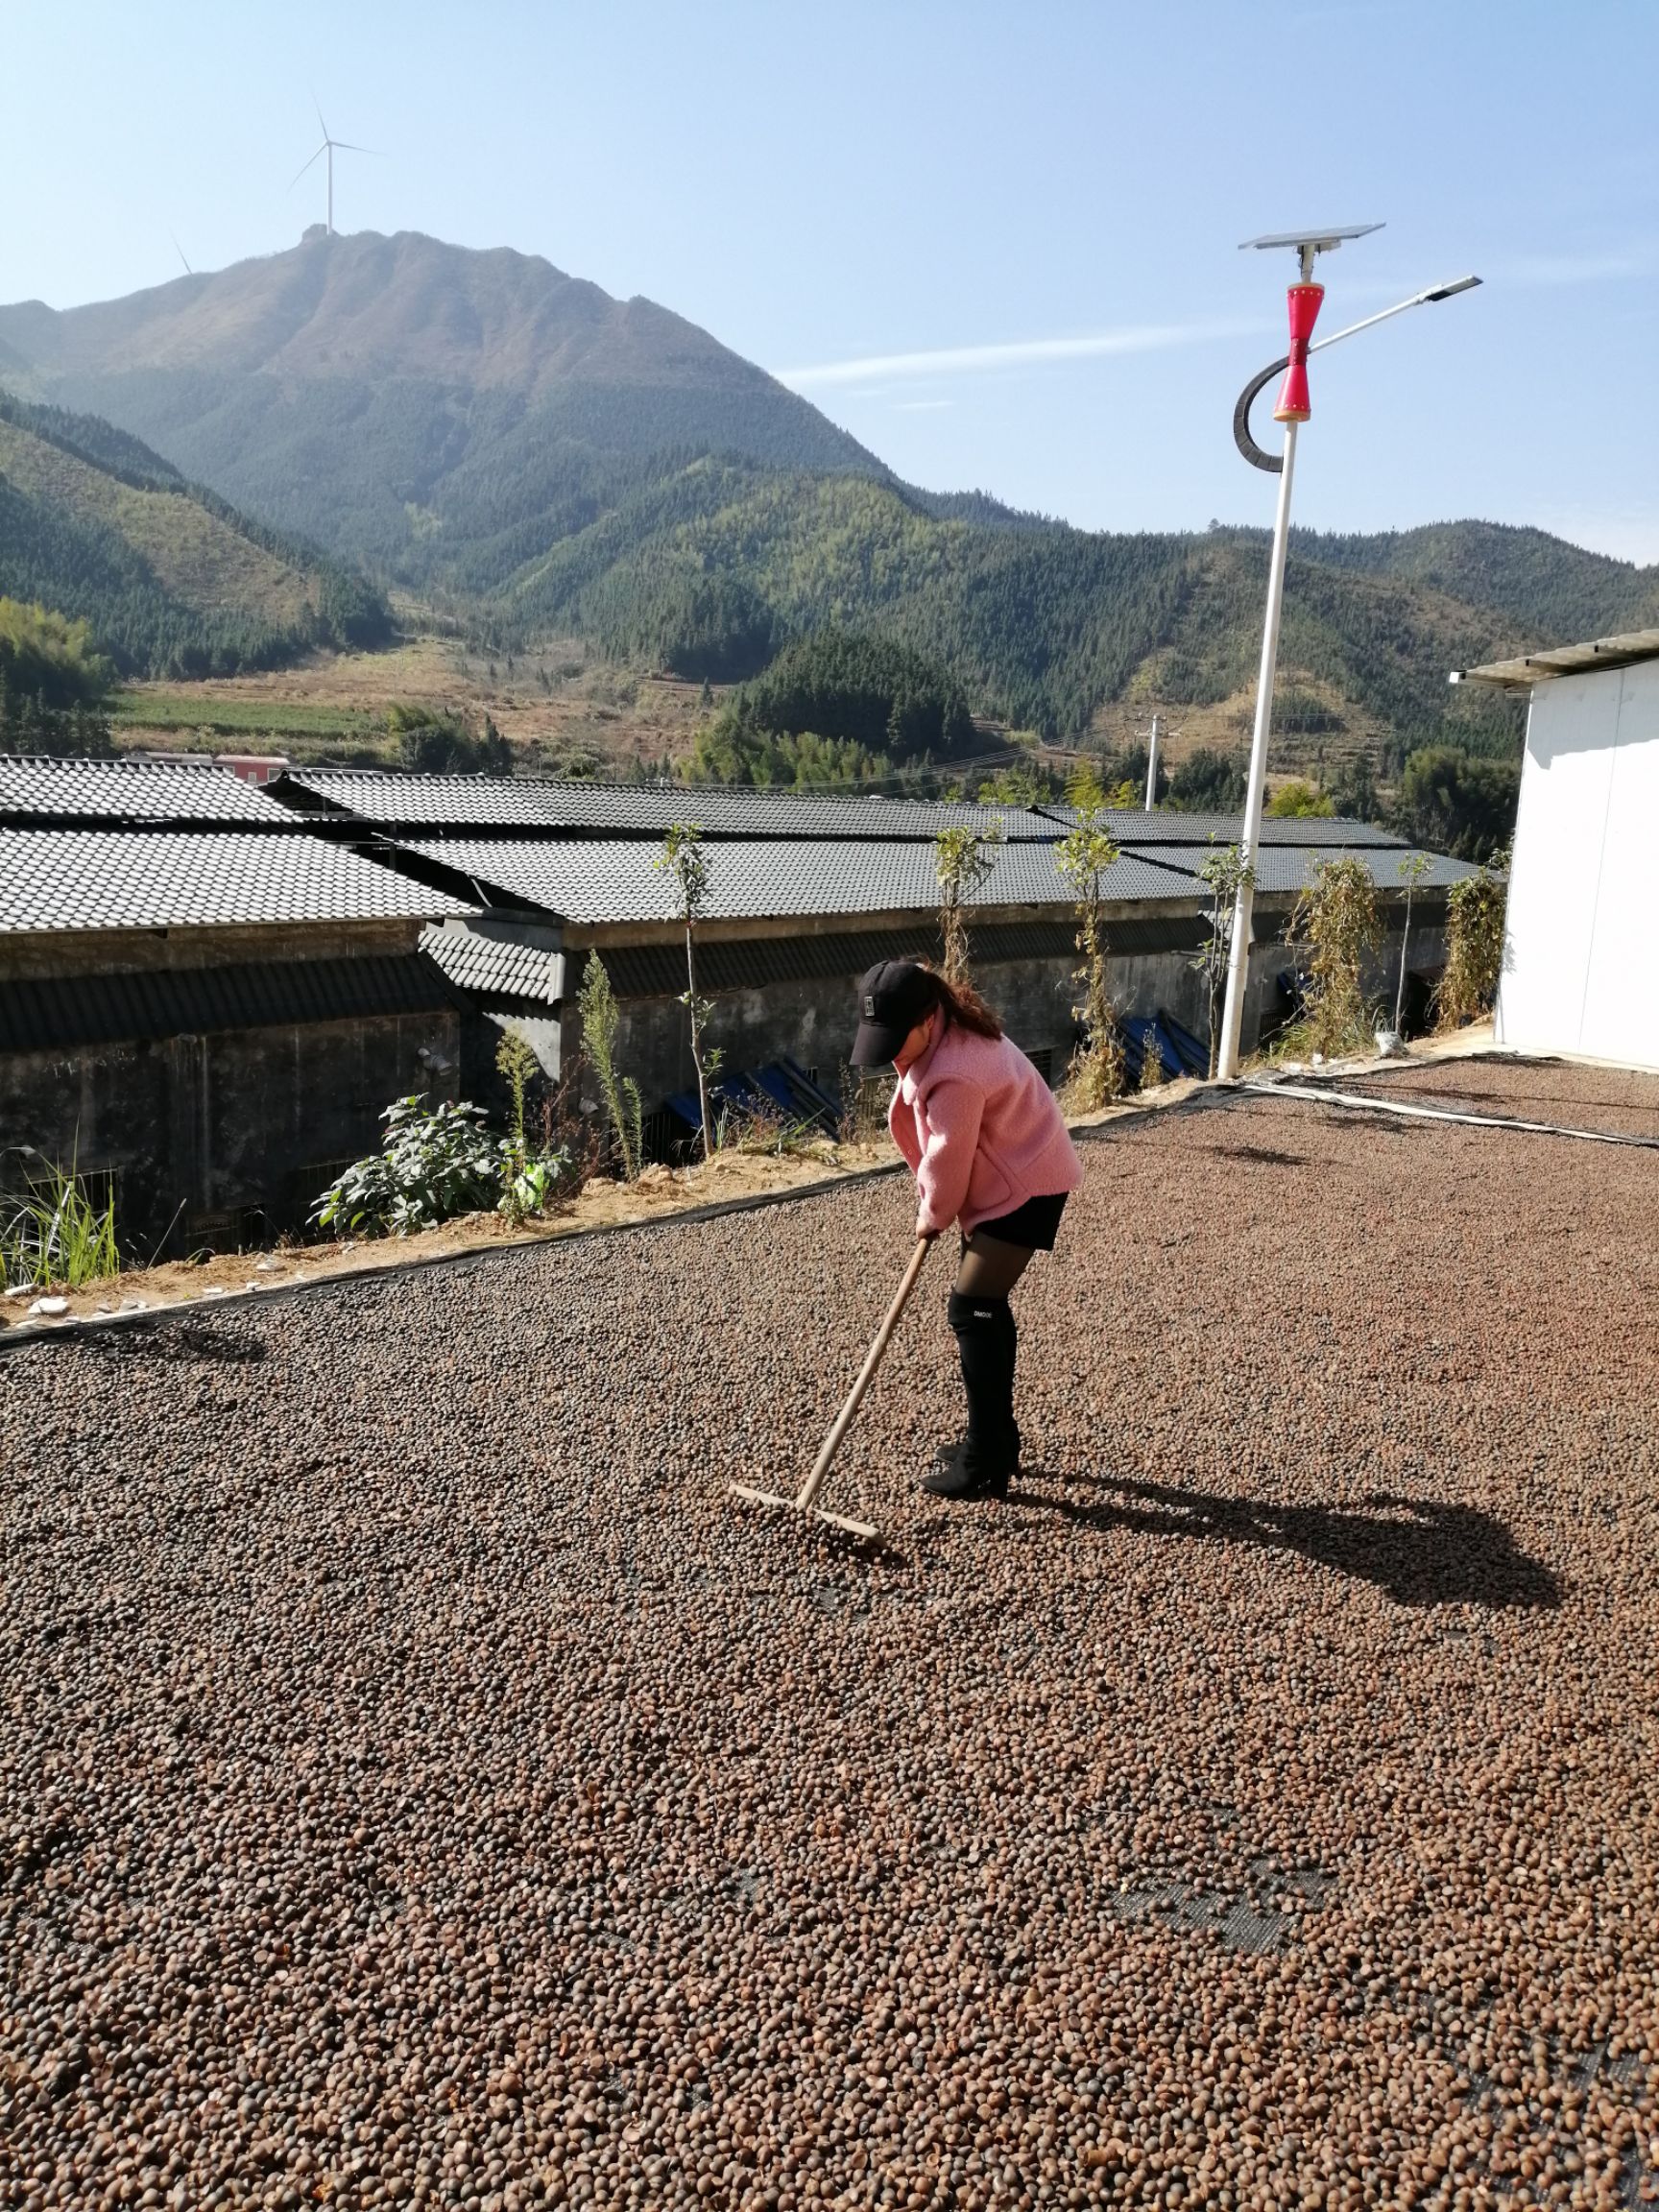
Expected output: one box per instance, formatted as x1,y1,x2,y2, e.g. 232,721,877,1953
1006,1473,1563,1610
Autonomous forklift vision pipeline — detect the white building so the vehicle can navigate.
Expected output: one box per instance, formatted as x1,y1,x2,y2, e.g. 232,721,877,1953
1455,630,1659,1072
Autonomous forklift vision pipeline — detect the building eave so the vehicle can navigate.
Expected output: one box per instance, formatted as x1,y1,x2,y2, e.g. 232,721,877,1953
1451,628,1659,692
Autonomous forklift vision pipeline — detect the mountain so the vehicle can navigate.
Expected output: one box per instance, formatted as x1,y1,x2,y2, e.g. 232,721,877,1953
0,229,889,587
0,389,390,676
4,231,1655,755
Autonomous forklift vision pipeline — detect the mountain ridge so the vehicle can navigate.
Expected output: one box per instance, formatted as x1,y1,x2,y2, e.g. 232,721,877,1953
0,231,907,592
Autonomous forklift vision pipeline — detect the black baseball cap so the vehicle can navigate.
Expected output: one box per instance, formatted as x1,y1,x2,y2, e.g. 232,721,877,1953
850,959,939,1067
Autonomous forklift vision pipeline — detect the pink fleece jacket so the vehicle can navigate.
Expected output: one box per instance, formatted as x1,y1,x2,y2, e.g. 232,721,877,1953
889,1022,1084,1238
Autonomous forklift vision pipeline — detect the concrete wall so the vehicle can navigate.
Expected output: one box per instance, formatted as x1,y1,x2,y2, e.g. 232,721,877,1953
0,1010,461,1255
588,956,1097,1122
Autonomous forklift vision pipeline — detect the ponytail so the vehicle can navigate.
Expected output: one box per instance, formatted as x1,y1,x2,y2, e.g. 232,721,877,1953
919,964,1003,1042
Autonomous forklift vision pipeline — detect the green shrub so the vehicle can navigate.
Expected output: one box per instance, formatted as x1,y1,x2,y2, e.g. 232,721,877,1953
1167,747,1248,812
311,1095,571,1239
692,627,974,785
575,954,644,1180
1390,746,1519,862
1266,778,1334,819
387,704,512,775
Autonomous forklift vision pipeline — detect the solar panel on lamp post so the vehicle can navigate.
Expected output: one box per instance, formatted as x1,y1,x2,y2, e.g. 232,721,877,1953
1212,228,1481,1082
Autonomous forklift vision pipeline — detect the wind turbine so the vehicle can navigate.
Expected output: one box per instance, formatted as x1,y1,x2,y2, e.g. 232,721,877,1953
290,103,377,235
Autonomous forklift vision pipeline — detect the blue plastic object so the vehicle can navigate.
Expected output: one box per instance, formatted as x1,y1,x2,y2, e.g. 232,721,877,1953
1119,1009,1209,1081
664,1056,843,1139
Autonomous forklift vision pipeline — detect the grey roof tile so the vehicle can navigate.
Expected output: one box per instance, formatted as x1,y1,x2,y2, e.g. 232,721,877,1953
0,829,475,933
1087,840,1475,895
279,771,1059,841
406,835,1201,926
419,923,565,1003
0,754,290,823
1238,845,1478,895
1037,805,1407,848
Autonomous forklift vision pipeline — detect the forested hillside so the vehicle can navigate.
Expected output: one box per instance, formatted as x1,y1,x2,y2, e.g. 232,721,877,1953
1292,521,1659,644
689,629,977,786
0,390,389,675
496,461,1533,757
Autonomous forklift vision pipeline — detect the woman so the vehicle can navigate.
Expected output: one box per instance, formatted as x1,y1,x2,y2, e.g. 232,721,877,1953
850,959,1083,1499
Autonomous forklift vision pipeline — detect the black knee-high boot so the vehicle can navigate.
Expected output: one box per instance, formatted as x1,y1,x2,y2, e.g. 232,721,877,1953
926,1291,1018,1496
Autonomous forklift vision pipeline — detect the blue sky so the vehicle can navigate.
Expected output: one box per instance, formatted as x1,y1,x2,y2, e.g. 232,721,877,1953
7,0,1656,561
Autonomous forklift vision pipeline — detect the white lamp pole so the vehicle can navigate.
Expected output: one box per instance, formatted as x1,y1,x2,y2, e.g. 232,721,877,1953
1214,420,1299,1080
1214,232,1481,1080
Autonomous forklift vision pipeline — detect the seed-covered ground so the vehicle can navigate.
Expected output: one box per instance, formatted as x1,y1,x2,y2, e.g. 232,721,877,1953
1334,1052,1659,1142
5,1088,1657,2211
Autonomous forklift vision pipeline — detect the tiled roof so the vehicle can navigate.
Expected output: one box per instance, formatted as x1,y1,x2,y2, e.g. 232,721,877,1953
0,829,475,933
1231,846,1478,895
1124,841,1472,895
0,755,289,823
1038,805,1407,849
404,835,1205,926
277,771,1060,842
419,923,565,1003
0,757,1462,940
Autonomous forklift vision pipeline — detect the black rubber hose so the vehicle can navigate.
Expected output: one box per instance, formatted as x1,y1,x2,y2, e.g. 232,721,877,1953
1233,356,1289,473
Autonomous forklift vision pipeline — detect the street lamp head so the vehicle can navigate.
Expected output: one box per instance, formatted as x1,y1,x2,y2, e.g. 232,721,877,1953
1420,275,1482,302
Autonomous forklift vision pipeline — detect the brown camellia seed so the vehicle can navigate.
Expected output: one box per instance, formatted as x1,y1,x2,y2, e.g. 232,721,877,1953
1,1063,1655,2208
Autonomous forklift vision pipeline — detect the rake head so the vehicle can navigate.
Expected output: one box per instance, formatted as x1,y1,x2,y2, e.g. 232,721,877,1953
727,1482,878,1544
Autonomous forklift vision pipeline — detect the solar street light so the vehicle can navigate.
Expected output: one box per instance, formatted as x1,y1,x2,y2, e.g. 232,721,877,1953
1213,227,1482,1081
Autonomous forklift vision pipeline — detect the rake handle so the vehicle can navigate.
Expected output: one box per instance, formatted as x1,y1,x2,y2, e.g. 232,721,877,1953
796,1237,933,1511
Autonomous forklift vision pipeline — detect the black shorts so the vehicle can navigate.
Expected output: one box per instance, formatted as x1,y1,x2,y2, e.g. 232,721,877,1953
971,1190,1070,1252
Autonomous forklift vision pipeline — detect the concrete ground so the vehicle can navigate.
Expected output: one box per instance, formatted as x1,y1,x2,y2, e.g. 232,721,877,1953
4,1063,1656,2211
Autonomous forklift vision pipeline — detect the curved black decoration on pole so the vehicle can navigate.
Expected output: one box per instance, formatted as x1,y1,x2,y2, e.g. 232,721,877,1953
1233,356,1289,473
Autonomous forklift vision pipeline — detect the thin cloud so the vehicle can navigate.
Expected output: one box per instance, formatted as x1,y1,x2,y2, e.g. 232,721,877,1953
777,318,1262,390
894,397,953,412
1500,247,1654,288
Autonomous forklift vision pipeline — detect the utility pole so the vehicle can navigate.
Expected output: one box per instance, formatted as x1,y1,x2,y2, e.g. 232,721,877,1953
1136,713,1176,811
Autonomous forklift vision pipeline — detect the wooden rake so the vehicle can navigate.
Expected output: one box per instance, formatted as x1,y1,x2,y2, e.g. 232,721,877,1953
730,1238,932,1543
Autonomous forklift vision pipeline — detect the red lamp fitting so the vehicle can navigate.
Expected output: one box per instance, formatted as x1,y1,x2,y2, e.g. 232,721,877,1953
1273,281,1325,423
